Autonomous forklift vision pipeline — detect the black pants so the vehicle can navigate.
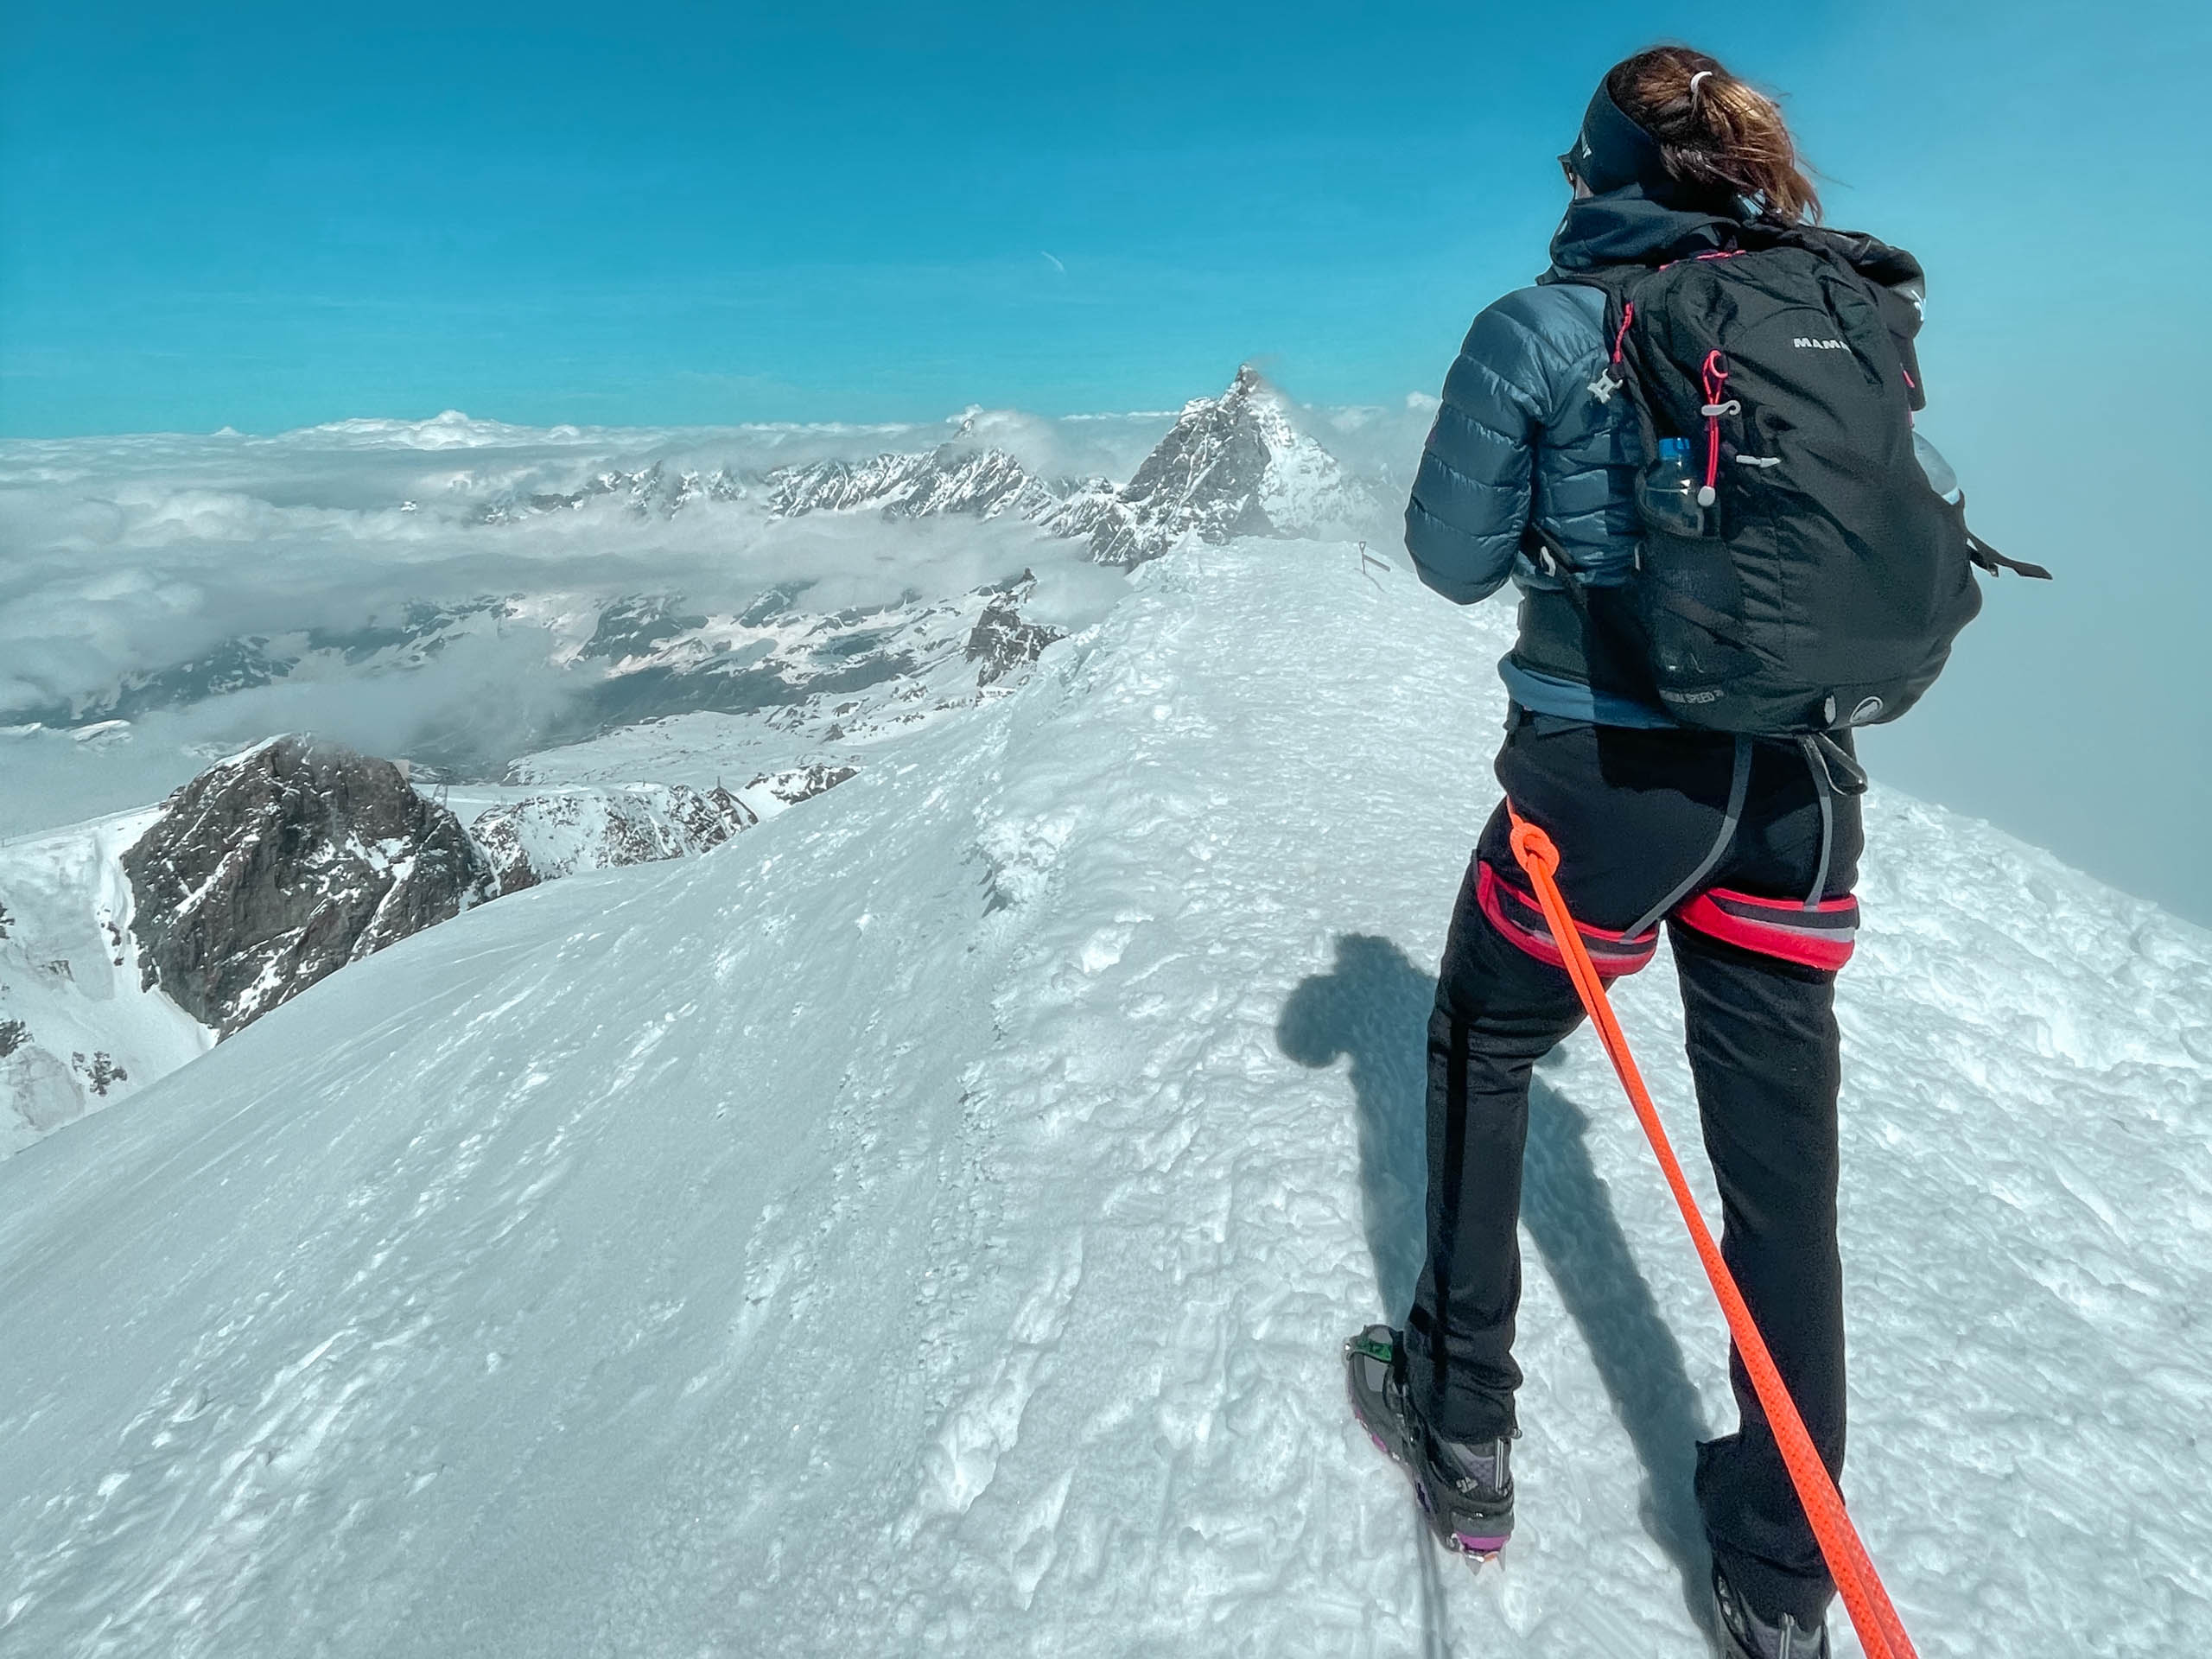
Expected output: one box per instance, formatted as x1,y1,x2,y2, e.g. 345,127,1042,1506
1404,711,1863,1626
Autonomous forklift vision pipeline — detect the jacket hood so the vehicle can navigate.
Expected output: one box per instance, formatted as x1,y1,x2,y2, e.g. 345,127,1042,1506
1541,194,1927,304
1541,192,1750,277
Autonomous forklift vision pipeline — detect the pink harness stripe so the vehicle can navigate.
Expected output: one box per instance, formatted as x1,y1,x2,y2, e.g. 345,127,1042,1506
1478,861,1659,980
1675,887,1859,972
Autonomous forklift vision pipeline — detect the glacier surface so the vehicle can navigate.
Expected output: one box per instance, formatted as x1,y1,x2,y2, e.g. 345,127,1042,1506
2,538,2208,1656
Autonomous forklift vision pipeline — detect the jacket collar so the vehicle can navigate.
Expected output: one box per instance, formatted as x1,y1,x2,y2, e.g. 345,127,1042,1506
1541,190,1751,278
1541,194,1929,302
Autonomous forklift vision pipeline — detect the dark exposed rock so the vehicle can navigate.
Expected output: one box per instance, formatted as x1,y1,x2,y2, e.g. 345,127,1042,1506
735,582,815,627
18,600,524,730
302,598,516,665
756,372,1366,570
1095,382,1273,562
0,1020,26,1059
965,588,1067,687
668,784,757,847
16,637,296,728
71,1052,127,1096
121,735,498,1037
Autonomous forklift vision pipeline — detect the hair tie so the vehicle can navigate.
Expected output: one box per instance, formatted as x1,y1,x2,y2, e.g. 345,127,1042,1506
1688,69,1713,102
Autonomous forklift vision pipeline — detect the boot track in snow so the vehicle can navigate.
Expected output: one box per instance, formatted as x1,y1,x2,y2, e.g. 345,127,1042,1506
1,538,2208,1656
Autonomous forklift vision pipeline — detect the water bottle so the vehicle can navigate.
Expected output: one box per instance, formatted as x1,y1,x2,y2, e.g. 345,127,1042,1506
1912,429,1964,505
1637,437,1707,537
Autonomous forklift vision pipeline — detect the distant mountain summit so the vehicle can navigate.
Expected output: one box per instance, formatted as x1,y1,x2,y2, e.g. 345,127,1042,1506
1071,365,1368,566
761,365,1372,567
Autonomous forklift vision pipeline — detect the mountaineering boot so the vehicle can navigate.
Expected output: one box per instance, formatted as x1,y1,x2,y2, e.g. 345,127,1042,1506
1712,1561,1831,1659
1343,1325,1514,1559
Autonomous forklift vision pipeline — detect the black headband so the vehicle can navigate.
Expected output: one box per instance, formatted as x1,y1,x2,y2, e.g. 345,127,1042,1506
1560,79,1675,197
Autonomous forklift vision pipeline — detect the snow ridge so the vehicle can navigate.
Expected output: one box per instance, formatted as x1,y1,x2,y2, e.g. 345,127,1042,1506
0,540,2204,1656
468,783,760,896
766,446,1067,522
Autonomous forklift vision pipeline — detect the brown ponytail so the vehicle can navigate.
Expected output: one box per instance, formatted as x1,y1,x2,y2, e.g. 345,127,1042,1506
1606,47,1821,224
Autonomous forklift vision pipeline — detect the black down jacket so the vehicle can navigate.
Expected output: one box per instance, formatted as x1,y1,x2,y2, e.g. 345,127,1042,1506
1404,191,1928,727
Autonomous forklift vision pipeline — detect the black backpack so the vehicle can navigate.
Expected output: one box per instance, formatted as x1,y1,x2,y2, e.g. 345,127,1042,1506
1539,231,2046,741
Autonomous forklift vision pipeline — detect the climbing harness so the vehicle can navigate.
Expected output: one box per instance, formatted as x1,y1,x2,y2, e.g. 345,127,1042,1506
1506,810,1920,1659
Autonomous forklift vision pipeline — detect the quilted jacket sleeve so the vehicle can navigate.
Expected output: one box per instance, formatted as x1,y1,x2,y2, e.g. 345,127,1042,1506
1402,297,1557,605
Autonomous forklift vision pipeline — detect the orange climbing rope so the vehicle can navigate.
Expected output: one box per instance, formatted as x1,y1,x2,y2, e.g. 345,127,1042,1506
1506,810,1918,1659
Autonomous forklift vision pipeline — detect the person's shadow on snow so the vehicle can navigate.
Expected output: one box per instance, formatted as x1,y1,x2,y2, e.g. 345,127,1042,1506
1278,932,1713,1624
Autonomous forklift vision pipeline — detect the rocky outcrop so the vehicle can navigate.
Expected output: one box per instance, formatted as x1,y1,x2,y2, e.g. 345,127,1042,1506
121,736,498,1036
470,784,757,897
746,764,858,810
965,578,1067,686
17,600,519,729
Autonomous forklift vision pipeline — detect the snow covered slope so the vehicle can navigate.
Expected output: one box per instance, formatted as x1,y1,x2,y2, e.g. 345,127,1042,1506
2,540,2208,1656
0,811,212,1155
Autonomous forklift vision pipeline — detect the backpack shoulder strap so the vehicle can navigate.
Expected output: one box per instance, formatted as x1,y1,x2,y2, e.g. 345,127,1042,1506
1561,267,1664,455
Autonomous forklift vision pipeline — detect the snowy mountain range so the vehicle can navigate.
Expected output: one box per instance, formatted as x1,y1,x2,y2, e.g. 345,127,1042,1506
10,367,1382,760
763,443,1070,523
760,364,1376,564
2,535,2205,1656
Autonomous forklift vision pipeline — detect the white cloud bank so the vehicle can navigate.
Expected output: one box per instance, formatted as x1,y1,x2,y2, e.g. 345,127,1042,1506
0,395,1433,836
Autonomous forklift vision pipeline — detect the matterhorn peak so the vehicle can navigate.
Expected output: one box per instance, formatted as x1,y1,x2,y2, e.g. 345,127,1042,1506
1071,365,1366,567
1186,362,1283,421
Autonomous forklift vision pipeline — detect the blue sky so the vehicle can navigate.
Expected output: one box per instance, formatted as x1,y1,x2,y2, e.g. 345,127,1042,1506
13,1,2194,435
9,0,2192,434
3,0,2209,921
